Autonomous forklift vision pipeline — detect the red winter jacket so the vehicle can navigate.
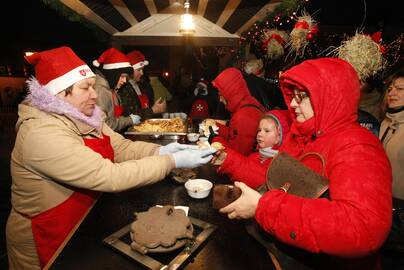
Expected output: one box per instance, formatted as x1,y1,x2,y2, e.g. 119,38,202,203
218,149,271,188
218,110,292,188
212,68,264,155
255,58,392,269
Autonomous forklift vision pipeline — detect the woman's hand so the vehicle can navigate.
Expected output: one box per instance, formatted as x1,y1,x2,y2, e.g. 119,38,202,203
210,149,227,166
152,97,167,114
219,182,261,219
204,118,227,126
159,142,198,155
215,119,227,125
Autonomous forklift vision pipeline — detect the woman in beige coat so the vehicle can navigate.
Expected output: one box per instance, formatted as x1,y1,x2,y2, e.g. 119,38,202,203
6,46,215,270
380,69,404,258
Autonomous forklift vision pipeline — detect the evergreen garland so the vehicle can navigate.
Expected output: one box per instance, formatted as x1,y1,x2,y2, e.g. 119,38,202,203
40,0,109,43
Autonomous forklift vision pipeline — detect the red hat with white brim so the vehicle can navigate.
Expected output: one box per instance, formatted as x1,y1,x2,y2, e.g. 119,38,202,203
93,48,132,70
25,46,95,95
126,50,149,70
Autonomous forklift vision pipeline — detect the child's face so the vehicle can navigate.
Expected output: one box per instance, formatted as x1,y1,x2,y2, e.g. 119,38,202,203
256,118,280,149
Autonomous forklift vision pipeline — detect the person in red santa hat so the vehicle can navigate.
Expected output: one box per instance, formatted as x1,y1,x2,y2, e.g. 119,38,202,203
6,46,216,270
93,48,141,132
212,110,291,188
119,50,166,119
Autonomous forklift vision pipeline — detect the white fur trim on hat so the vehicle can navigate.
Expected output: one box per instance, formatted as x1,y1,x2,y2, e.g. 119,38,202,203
92,59,100,67
102,62,132,70
45,65,95,95
132,60,149,70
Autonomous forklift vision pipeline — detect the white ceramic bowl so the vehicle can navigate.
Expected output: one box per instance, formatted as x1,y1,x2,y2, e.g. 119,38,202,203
184,179,213,199
187,133,200,142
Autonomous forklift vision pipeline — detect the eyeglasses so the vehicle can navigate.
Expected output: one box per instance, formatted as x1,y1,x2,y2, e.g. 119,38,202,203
291,89,309,104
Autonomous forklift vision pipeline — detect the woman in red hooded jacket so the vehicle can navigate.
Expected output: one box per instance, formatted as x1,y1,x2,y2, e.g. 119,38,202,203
220,58,392,269
214,110,292,188
208,67,265,155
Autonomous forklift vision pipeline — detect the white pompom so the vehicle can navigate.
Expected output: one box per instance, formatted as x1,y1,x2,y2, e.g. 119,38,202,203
92,59,100,67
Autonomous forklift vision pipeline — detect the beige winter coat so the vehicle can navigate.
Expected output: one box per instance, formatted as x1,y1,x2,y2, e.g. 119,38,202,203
95,72,133,132
380,109,404,201
6,102,173,269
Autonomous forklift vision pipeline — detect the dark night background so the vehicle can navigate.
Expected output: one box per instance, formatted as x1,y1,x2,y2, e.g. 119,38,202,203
0,1,402,268
0,0,402,75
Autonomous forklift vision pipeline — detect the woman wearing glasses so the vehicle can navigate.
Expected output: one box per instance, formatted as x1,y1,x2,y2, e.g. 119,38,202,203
220,58,392,269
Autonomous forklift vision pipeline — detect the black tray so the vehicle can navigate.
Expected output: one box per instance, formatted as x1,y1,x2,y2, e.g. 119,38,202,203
103,216,216,270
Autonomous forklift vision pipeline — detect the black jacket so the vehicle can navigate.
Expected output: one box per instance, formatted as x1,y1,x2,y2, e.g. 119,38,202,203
243,73,287,110
119,79,155,119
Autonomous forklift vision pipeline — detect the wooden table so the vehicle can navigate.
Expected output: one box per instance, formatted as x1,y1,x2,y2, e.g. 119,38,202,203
49,164,275,270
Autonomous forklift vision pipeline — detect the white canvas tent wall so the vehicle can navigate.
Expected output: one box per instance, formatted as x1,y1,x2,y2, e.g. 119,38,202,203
60,0,282,47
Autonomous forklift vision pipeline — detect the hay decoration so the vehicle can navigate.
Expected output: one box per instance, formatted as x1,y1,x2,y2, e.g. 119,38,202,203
244,58,264,76
337,33,385,82
289,14,318,57
261,29,289,60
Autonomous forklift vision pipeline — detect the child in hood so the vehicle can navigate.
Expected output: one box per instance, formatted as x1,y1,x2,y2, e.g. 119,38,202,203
213,110,292,188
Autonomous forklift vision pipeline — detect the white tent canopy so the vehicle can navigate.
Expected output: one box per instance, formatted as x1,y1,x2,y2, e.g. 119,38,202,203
112,14,240,46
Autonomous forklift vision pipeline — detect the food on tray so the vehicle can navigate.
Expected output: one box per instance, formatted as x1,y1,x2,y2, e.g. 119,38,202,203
130,205,194,254
133,118,186,133
199,119,219,137
171,168,197,183
204,119,216,127
211,142,225,151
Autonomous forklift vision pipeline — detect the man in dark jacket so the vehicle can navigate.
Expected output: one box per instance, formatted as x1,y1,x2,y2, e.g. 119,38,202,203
243,58,286,110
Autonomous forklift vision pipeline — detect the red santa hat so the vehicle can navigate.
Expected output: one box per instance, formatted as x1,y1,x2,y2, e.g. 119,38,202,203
25,46,95,95
126,50,149,70
93,48,132,70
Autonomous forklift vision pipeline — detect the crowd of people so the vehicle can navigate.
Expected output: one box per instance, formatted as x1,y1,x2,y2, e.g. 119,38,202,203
4,44,404,270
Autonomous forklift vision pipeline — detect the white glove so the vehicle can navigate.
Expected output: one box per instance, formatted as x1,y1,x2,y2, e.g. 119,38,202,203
173,148,217,168
130,114,141,125
159,142,198,155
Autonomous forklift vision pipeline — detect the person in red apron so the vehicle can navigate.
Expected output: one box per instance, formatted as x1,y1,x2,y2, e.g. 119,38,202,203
93,48,142,132
119,50,167,120
6,46,216,270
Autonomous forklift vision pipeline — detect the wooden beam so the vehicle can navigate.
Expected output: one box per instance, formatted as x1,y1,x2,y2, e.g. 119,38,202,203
197,0,208,16
109,0,138,25
144,0,157,15
216,0,241,27
61,0,118,34
112,35,239,47
236,1,281,35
